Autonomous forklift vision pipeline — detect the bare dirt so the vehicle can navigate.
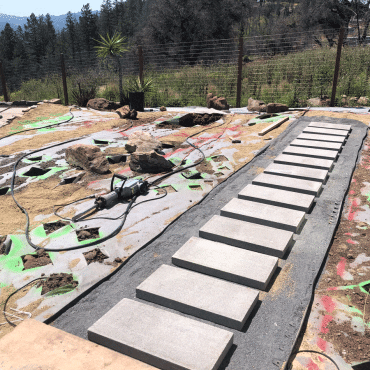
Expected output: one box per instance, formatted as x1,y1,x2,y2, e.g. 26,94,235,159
44,220,69,235
293,127,370,368
76,227,100,242
83,248,108,265
36,273,78,295
21,249,52,270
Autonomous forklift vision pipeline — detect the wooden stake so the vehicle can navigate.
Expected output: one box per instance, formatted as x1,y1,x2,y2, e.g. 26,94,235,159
60,53,69,106
330,27,345,107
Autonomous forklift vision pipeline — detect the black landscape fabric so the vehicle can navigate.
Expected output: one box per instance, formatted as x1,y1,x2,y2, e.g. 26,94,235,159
52,115,368,370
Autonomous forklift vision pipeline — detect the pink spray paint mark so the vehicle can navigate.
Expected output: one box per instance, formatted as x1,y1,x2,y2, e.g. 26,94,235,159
318,356,325,363
327,287,338,291
349,190,355,195
317,337,328,351
321,296,336,313
306,359,320,370
164,147,187,158
118,167,131,174
320,315,333,334
347,198,359,221
346,238,356,245
337,257,346,278
352,178,357,183
345,233,352,236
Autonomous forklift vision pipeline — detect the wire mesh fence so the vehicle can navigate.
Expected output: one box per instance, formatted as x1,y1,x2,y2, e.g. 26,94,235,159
1,28,369,108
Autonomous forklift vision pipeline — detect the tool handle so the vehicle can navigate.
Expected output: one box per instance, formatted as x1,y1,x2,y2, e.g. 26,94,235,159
110,173,128,192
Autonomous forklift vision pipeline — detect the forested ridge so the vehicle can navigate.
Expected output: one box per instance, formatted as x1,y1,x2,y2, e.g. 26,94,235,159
1,0,370,64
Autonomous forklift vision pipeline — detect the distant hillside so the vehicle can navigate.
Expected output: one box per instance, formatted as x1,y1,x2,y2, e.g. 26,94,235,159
0,11,98,32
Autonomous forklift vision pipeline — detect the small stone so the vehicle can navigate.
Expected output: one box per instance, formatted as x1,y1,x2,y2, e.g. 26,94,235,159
232,139,241,144
160,106,167,111
114,257,122,263
266,103,289,113
206,93,229,110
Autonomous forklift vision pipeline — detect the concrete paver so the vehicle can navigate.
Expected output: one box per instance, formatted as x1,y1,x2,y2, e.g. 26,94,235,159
274,154,334,170
264,163,328,182
172,236,278,290
303,127,348,137
238,184,315,212
0,319,157,370
290,139,342,151
252,173,322,195
88,298,233,370
297,133,346,143
199,215,293,257
220,198,305,232
308,121,351,131
282,146,338,160
136,265,259,330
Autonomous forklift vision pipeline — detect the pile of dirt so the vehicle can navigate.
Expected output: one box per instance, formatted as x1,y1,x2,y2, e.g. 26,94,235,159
180,113,223,127
37,273,78,295
21,249,52,270
76,228,100,241
83,248,108,264
44,221,68,235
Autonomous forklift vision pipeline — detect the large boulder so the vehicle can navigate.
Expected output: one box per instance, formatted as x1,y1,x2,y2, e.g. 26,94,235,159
307,97,330,107
87,98,120,111
125,131,162,153
357,96,369,105
206,93,229,110
65,144,109,174
266,103,289,113
116,105,137,119
129,151,173,173
247,98,266,112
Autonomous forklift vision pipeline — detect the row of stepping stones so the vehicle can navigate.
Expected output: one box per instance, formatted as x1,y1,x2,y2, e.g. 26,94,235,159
87,121,351,370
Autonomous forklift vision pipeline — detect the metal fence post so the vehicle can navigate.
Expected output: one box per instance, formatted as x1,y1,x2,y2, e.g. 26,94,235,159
60,53,69,106
236,35,243,108
330,27,345,107
0,60,9,102
138,46,144,86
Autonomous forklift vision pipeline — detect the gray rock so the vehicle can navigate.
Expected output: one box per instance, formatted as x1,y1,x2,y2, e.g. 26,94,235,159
116,105,137,119
87,98,120,111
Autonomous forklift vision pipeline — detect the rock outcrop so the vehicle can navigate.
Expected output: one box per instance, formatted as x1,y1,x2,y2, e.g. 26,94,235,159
247,98,266,112
125,131,162,153
87,98,120,111
129,151,173,173
65,144,109,174
116,105,137,119
206,93,230,110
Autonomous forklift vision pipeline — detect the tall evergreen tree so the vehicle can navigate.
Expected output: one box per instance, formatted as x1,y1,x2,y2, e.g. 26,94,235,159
0,23,16,60
99,0,114,37
65,11,79,56
79,3,99,53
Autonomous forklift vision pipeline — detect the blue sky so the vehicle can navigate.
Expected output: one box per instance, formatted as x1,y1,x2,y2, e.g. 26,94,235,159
0,1,102,17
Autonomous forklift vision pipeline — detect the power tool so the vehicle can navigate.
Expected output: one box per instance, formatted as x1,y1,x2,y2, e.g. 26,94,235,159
72,174,149,222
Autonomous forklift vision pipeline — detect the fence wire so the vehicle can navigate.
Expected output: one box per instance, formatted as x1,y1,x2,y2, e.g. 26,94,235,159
0,29,368,108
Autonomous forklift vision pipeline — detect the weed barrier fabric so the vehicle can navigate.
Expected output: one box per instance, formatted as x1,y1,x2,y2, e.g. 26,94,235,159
52,116,368,370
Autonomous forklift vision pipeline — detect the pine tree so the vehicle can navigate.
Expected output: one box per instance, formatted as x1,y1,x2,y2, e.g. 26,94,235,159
65,11,79,57
0,23,16,60
79,3,99,53
99,0,114,37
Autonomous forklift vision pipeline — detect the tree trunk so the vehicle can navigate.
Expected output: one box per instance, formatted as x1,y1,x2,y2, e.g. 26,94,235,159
116,55,124,106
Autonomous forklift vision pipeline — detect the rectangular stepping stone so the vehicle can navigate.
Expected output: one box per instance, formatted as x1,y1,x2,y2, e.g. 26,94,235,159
290,139,342,151
274,154,334,170
264,163,328,182
199,215,293,257
172,236,278,290
303,127,348,137
136,265,259,330
88,298,233,370
308,121,351,131
282,146,338,160
252,173,322,195
297,133,346,143
220,198,305,232
238,184,314,212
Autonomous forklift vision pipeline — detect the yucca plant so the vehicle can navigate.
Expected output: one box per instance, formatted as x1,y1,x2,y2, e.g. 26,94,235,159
94,32,130,106
128,76,153,93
